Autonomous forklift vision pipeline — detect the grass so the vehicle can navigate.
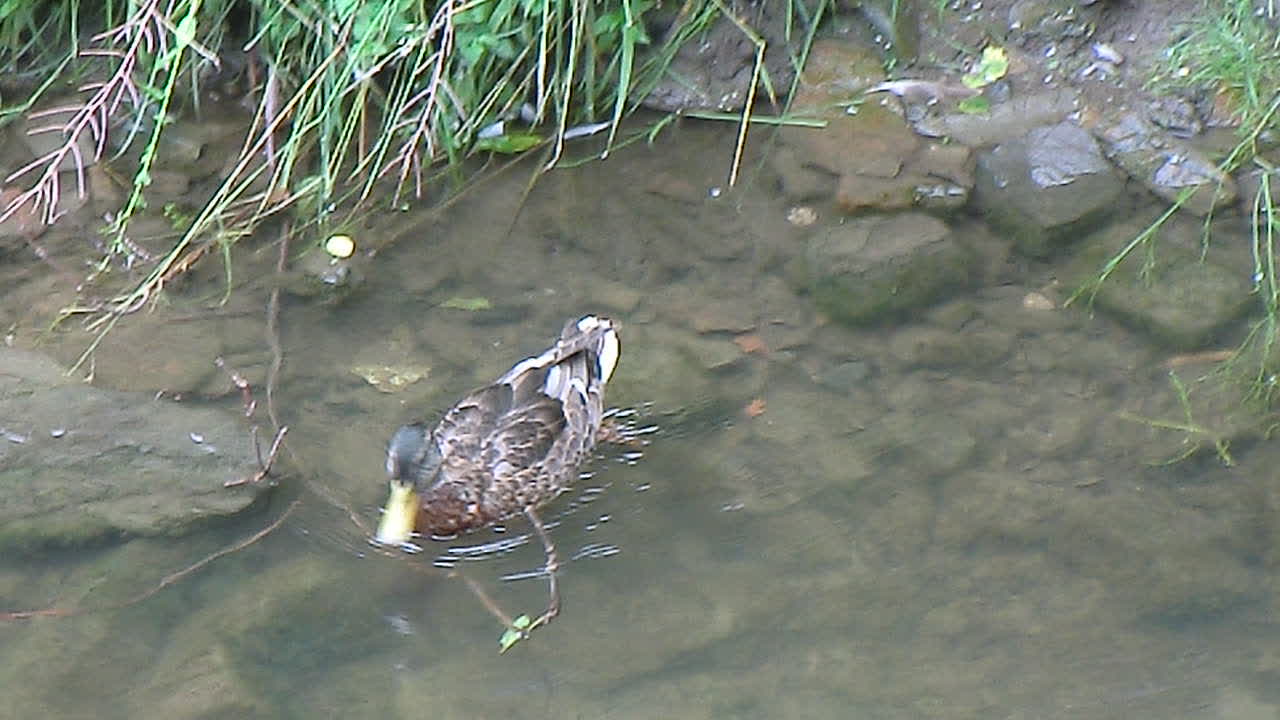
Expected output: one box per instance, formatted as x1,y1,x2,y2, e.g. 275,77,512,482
1071,0,1280,405
1153,0,1280,135
0,0,825,368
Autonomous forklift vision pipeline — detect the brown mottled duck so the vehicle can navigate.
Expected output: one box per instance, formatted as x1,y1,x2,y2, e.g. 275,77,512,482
374,315,620,628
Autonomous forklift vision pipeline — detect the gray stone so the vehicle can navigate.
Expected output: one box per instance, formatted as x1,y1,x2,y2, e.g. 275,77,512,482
640,0,801,112
913,89,1080,147
888,324,1014,369
1086,108,1237,216
1072,228,1252,350
868,409,978,478
798,213,975,324
972,122,1124,256
0,348,269,549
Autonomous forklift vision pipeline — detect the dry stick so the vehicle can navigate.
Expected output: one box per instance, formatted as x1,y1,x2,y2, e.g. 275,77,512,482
223,425,289,488
120,498,300,606
365,542,519,630
264,222,289,431
452,571,518,628
215,356,257,417
1,499,301,622
706,0,767,187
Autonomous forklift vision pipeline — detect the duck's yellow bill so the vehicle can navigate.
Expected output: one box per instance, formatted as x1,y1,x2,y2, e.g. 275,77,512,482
375,482,419,546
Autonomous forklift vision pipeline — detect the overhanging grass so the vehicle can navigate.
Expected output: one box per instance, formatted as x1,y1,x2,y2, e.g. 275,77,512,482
0,0,824,367
1074,0,1280,408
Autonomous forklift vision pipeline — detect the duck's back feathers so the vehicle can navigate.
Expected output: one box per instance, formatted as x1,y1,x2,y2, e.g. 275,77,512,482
388,315,619,536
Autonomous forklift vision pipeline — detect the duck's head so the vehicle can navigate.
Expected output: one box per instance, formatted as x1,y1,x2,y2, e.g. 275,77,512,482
374,424,429,547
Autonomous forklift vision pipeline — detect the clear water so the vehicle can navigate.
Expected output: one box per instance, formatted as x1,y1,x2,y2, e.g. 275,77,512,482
3,119,1279,719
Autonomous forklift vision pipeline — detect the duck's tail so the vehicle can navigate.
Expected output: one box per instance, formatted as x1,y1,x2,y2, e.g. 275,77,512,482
501,315,620,406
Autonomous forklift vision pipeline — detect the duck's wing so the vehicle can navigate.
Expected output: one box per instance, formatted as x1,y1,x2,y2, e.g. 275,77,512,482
432,384,510,460
434,316,618,487
482,397,567,481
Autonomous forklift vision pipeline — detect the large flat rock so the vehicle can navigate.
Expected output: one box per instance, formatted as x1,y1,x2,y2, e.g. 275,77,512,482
794,213,976,324
1,348,270,549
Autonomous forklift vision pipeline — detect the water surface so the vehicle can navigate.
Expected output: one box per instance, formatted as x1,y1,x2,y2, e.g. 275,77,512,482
3,118,1279,719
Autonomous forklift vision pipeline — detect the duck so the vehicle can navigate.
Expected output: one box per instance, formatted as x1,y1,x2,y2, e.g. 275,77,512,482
375,315,621,547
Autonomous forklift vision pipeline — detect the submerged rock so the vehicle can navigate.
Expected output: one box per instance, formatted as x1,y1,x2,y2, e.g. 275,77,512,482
0,348,270,550
1072,223,1252,350
972,121,1123,256
795,212,975,324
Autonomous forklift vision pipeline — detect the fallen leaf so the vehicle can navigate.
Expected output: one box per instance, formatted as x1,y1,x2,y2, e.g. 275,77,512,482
962,45,1009,89
442,296,492,311
733,333,768,355
1162,349,1235,369
744,398,766,418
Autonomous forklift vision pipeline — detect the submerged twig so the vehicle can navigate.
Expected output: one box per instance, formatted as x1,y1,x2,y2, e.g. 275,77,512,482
224,425,289,488
265,223,290,431
215,356,257,418
1,499,301,622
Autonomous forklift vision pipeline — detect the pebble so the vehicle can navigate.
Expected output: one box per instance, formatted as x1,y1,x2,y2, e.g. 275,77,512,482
1022,292,1055,311
786,206,818,227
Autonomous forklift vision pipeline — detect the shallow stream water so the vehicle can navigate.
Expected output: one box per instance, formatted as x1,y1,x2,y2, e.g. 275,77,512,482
3,118,1280,719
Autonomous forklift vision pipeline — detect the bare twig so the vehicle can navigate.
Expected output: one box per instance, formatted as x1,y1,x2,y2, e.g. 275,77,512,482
1,499,301,622
224,425,288,488
2,0,164,228
370,543,518,630
265,223,290,431
214,356,257,418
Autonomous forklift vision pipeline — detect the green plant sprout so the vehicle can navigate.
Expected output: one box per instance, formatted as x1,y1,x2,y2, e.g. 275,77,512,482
499,614,533,653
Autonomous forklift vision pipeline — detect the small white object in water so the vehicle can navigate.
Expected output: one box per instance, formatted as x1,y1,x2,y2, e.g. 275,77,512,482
385,614,416,636
50,428,66,438
1092,42,1124,65
324,234,356,259
709,186,722,198
787,206,819,227
1022,292,1056,311
189,432,204,444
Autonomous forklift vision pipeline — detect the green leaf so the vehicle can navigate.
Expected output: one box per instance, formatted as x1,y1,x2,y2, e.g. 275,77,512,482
961,45,1008,89
0,0,27,20
441,296,492,311
498,615,532,653
474,132,543,154
173,13,198,51
957,96,991,114
499,628,522,652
